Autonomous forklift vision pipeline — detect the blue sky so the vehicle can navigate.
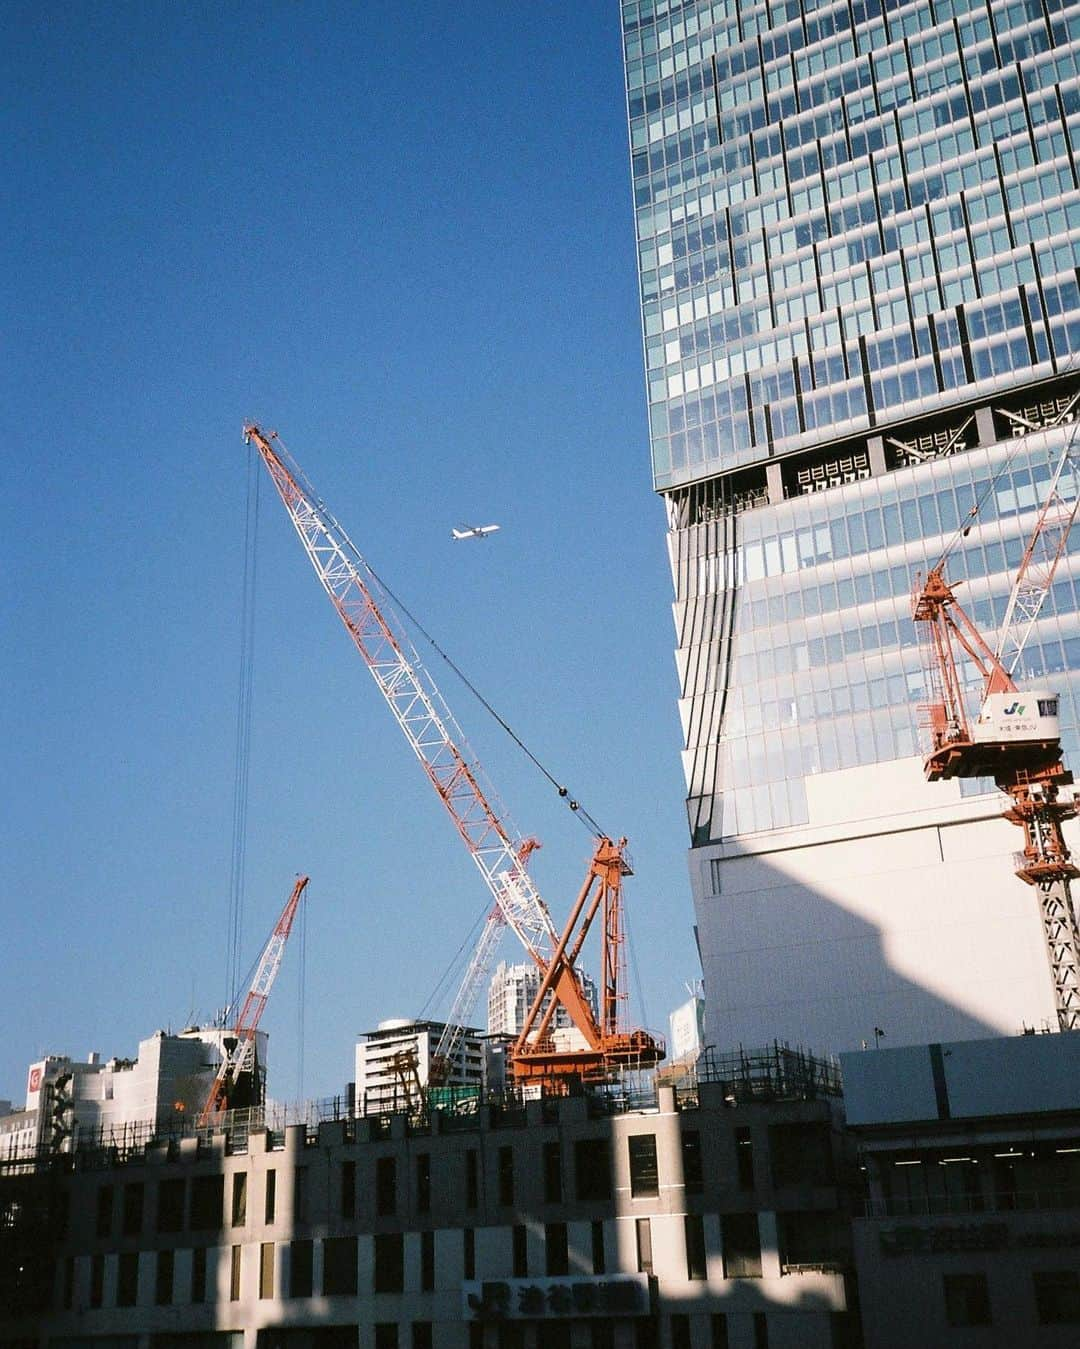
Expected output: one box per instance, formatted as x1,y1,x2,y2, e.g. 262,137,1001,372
1,3,698,1104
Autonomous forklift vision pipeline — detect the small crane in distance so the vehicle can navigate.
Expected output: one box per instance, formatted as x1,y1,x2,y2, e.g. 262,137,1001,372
198,875,309,1128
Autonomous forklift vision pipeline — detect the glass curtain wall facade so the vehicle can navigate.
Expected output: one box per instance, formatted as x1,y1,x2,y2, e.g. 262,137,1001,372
621,0,1080,1049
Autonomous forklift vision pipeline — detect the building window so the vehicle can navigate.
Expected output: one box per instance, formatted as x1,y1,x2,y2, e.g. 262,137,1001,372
466,1149,479,1208
591,1220,606,1275
543,1141,562,1203
340,1160,356,1219
769,1123,834,1187
1034,1270,1080,1324
265,1169,276,1224
230,1245,242,1301
513,1223,528,1277
498,1146,515,1207
122,1181,144,1236
685,1214,707,1280
289,1239,313,1298
710,1315,728,1349
293,1166,308,1224
709,858,723,893
157,1177,185,1233
545,1222,569,1276
259,1242,274,1300
376,1156,397,1215
416,1152,431,1213
62,1257,74,1310
721,1213,762,1278
231,1172,248,1227
156,1249,174,1306
670,1316,691,1349
753,1313,768,1349
191,1246,207,1304
469,1326,484,1349
117,1251,139,1307
375,1326,399,1349
421,1229,435,1290
413,1323,433,1349
629,1134,660,1198
95,1184,113,1238
190,1175,224,1231
89,1253,104,1309
324,1236,359,1296
944,1272,991,1326
682,1130,703,1195
590,1325,613,1349
374,1232,405,1293
463,1227,476,1280
735,1128,754,1191
575,1138,612,1200
636,1217,653,1274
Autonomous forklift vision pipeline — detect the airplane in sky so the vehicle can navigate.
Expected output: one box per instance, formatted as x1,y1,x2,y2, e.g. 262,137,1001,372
451,524,501,540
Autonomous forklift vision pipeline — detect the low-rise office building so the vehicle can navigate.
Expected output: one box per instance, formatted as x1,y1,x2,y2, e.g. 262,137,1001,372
843,1031,1080,1347
1,1048,857,1349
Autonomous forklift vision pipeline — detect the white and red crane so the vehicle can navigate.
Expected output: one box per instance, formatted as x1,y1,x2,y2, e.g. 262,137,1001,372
198,874,309,1127
243,424,662,1089
913,426,1080,1030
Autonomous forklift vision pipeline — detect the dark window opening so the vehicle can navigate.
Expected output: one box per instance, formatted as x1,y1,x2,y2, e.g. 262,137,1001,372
289,1239,313,1298
122,1182,144,1236
591,1219,606,1275
191,1246,207,1304
463,1227,476,1280
95,1184,113,1238
498,1146,515,1207
735,1127,754,1191
722,1213,762,1278
543,1141,562,1203
421,1229,435,1290
341,1160,356,1219
629,1134,660,1198
232,1172,248,1227
117,1251,139,1307
513,1223,528,1277
545,1222,568,1276
265,1169,277,1225
685,1213,707,1280
416,1152,431,1213
682,1130,703,1195
376,1156,397,1216
374,1232,404,1294
636,1217,653,1274
155,1249,174,1306
324,1236,359,1296
575,1138,612,1201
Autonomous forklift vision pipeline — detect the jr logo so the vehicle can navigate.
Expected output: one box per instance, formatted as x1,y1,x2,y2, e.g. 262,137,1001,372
1003,702,1026,716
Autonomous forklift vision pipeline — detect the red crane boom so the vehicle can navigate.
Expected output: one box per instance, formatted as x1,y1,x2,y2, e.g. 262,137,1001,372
198,875,309,1127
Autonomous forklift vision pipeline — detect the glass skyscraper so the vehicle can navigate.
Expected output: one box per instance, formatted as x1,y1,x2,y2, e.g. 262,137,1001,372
621,0,1080,1050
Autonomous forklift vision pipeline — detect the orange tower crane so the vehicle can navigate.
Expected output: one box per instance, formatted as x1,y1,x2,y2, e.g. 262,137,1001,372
912,431,1080,1030
198,875,309,1127
243,425,662,1089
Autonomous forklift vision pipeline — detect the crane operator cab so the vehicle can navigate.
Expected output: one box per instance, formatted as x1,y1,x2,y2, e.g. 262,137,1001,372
972,690,1061,745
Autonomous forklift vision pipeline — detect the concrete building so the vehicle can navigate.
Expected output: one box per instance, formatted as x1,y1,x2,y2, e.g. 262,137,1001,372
355,1020,501,1117
487,963,600,1041
843,1029,1080,1346
0,1028,265,1160
621,1,1080,1054
0,1051,858,1349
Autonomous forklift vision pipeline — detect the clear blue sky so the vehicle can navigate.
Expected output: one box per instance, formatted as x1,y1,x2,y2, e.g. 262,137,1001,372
0,2,698,1104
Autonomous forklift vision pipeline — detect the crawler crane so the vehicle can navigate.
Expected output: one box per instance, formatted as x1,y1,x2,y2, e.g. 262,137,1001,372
913,428,1080,1030
243,424,662,1090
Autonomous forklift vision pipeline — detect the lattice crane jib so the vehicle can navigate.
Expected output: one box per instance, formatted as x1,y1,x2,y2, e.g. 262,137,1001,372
199,875,309,1127
243,425,557,971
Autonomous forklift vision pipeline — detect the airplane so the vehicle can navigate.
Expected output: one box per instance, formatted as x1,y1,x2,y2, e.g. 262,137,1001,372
451,524,501,540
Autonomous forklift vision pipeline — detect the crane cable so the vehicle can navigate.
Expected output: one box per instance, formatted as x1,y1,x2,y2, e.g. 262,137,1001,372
226,449,261,1013
936,359,1080,571
268,431,607,841
360,557,607,840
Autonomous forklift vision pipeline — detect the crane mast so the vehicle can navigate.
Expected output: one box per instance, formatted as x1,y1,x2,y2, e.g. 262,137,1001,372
199,875,309,1127
913,429,1080,1031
